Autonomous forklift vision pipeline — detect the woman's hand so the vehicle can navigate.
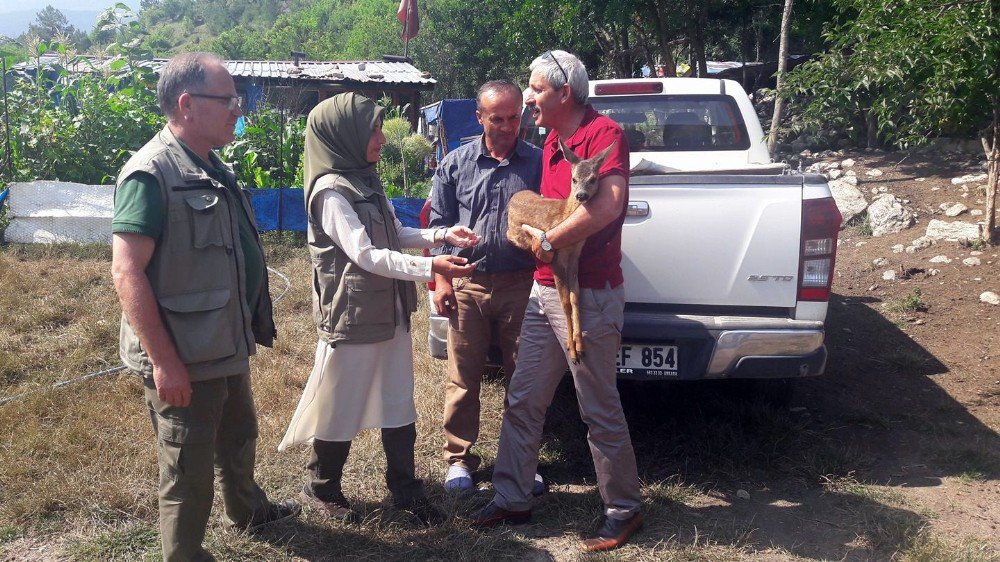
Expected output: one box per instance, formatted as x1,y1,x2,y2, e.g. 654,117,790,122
444,226,480,248
431,255,477,279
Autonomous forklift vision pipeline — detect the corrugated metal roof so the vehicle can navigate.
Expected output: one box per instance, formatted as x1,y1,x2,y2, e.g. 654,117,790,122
11,55,435,87
225,59,434,85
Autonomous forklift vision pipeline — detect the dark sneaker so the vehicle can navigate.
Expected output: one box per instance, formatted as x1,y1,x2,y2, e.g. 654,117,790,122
300,485,356,523
245,499,302,532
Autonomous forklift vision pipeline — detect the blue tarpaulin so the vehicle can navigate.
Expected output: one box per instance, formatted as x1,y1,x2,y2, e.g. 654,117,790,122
0,188,8,207
247,188,424,231
421,99,482,160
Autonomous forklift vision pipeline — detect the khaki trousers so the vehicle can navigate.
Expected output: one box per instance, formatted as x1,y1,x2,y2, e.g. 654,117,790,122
491,282,642,519
443,270,533,470
144,373,269,562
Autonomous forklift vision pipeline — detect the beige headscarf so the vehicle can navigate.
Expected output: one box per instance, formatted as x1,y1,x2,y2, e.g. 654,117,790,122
303,92,385,197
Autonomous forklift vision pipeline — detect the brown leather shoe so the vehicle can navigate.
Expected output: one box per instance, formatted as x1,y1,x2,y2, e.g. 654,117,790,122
468,501,531,527
580,512,644,552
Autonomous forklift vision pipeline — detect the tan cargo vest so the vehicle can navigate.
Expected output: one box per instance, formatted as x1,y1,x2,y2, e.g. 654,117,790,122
115,126,276,381
306,173,417,345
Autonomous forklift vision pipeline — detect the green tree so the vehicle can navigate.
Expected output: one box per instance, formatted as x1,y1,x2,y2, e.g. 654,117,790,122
24,5,89,50
27,6,75,42
785,0,1000,239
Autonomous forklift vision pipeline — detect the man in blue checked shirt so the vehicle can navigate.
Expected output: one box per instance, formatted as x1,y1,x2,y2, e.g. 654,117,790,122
429,79,543,493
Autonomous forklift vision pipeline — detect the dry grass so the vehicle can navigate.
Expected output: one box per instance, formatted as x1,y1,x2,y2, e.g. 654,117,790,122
0,237,994,561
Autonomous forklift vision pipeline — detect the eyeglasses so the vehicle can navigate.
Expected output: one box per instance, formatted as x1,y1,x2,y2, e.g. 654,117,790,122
189,93,243,111
544,50,569,86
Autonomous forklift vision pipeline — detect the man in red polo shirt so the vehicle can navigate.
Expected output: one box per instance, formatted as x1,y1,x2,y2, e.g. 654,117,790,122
470,49,643,552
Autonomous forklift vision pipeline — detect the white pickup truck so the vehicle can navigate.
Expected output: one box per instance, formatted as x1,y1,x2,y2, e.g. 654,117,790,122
422,77,841,384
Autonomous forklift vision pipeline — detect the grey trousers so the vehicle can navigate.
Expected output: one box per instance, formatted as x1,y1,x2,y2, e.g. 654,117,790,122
144,373,270,562
491,282,642,519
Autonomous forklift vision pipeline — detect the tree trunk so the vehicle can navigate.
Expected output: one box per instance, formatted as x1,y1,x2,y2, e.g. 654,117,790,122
767,0,794,157
650,0,677,76
983,104,999,242
684,0,708,77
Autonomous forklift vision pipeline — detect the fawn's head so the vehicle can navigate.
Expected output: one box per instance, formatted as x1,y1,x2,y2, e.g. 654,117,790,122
558,139,617,202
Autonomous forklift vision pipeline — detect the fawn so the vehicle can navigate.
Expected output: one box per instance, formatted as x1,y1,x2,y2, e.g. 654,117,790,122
507,138,617,363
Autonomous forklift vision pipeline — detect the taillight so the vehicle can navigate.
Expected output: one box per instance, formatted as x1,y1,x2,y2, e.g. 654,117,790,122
798,197,842,301
420,198,436,291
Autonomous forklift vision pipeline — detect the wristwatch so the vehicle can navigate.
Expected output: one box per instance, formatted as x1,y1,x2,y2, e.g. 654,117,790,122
539,231,553,252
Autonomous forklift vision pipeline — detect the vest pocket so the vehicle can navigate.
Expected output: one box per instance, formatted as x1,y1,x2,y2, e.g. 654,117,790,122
184,194,226,249
159,288,237,364
344,272,394,327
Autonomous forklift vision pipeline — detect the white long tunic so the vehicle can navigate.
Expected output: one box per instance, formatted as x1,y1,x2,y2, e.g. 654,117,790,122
279,190,437,448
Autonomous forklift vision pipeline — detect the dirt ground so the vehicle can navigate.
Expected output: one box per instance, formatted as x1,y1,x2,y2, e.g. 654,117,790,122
506,146,1000,560
747,147,1000,558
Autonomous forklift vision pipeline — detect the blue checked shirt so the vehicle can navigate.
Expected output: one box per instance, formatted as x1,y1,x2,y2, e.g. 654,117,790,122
429,137,542,272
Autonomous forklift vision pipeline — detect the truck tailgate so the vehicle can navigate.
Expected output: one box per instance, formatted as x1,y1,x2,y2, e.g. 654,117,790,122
623,175,803,309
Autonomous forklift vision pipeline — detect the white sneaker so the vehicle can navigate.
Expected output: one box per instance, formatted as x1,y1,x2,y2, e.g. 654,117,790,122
532,472,547,496
444,465,473,492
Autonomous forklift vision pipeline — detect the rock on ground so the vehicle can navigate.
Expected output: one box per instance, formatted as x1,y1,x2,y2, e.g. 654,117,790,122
925,219,982,241
952,173,988,185
867,194,915,236
829,178,869,225
944,203,968,217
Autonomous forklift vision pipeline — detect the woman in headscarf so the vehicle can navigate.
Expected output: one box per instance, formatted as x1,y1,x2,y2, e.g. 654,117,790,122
279,93,478,525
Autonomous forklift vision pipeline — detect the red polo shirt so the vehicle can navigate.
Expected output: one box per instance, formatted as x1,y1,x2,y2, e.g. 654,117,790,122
535,106,629,289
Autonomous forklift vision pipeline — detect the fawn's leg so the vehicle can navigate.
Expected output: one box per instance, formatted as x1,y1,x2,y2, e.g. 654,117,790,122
565,245,585,360
552,265,578,364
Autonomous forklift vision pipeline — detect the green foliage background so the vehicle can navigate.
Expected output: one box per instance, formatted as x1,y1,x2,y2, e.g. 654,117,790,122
2,45,162,184
783,0,999,149
220,106,306,188
1,0,997,200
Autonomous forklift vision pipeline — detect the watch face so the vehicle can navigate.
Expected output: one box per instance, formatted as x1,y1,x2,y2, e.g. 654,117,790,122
541,237,553,251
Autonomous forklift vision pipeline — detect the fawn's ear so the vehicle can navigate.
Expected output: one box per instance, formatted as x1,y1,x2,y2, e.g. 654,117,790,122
559,138,580,165
593,141,618,166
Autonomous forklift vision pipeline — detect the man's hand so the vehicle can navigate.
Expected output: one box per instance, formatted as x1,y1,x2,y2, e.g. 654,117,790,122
432,255,477,279
433,276,457,316
112,233,194,408
521,224,554,263
444,226,480,248
152,358,193,407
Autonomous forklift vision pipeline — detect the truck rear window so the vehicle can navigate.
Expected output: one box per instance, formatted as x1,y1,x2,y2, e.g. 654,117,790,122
521,95,751,152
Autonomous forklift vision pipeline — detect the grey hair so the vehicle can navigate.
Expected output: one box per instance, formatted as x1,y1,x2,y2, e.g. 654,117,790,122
476,79,522,110
157,52,225,118
529,50,588,106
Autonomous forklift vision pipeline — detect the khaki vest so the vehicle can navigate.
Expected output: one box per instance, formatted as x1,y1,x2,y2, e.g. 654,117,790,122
306,173,417,345
115,126,276,381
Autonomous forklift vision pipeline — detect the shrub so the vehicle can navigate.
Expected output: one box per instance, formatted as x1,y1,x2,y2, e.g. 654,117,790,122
0,43,162,185
377,116,433,198
220,104,305,188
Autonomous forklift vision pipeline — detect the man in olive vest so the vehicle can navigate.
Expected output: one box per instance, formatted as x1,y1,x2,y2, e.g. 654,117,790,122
111,52,299,562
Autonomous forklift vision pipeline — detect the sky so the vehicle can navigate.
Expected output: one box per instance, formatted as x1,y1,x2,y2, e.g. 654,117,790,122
0,1,141,39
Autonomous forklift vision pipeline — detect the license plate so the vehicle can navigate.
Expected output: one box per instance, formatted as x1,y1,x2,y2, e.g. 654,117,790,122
616,344,678,376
